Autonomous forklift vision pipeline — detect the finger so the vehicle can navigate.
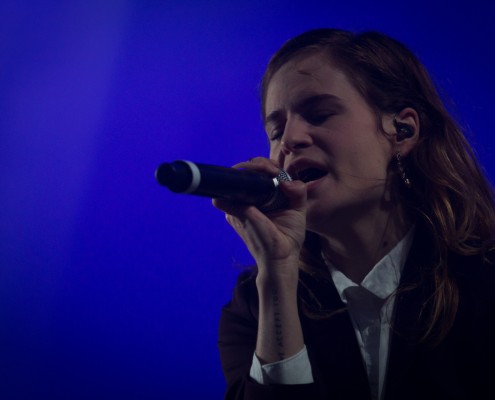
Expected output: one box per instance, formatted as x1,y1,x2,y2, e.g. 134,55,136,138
232,157,280,176
225,213,244,232
223,207,277,255
211,199,240,215
278,180,307,211
212,198,250,216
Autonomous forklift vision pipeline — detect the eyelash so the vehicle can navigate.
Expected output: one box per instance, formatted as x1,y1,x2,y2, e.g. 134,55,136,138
269,129,283,142
305,112,334,125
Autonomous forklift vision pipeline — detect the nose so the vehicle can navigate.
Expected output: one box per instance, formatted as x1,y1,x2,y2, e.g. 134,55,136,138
280,115,312,156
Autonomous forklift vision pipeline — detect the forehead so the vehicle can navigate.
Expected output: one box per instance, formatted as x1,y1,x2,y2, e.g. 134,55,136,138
265,53,354,116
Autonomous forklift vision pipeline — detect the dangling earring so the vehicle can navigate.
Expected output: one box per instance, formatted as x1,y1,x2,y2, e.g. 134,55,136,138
396,152,412,188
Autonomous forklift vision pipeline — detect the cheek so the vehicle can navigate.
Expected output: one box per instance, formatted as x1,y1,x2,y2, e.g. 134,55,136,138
337,140,391,177
346,129,393,163
269,143,281,161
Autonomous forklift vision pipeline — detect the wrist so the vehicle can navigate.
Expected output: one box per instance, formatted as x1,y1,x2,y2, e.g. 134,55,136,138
255,261,300,292
256,271,299,301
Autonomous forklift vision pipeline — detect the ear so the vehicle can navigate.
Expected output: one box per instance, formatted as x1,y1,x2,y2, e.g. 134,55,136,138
384,107,420,156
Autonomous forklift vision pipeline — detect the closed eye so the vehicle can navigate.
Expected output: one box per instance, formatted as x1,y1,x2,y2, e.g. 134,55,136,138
304,112,335,126
268,127,283,141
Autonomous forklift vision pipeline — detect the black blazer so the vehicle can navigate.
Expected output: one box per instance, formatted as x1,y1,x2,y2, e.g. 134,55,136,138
218,234,495,400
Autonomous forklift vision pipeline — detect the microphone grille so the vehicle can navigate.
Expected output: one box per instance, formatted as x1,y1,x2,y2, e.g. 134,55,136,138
276,168,292,183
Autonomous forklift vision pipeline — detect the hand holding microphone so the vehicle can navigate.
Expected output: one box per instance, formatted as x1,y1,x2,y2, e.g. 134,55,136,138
156,158,307,289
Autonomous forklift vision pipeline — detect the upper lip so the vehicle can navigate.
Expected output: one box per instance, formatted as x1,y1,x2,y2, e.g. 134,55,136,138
286,158,327,182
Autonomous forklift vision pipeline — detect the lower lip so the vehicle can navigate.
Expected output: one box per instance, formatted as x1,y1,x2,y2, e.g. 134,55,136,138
305,176,326,192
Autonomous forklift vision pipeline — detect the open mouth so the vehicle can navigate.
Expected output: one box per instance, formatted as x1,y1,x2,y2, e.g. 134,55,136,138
296,168,328,183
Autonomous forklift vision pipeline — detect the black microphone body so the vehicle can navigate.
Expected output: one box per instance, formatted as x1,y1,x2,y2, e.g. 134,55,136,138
155,160,291,212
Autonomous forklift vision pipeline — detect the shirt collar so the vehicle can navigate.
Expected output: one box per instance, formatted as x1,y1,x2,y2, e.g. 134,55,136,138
324,227,415,303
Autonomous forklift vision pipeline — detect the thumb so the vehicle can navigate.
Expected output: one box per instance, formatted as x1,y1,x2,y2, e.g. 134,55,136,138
278,180,307,211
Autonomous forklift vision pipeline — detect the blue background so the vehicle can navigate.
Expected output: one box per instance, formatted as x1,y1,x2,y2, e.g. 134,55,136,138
1,1,494,399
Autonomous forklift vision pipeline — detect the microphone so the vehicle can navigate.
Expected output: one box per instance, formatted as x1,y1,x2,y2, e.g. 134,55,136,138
155,160,292,212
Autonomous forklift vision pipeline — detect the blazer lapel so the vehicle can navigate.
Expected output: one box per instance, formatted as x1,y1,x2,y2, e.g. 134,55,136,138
382,232,436,400
299,271,372,400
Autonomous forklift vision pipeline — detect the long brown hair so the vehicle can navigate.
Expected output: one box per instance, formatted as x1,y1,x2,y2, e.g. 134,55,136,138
261,29,495,343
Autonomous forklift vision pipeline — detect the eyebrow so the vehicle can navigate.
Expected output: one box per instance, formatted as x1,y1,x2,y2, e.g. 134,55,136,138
264,93,344,127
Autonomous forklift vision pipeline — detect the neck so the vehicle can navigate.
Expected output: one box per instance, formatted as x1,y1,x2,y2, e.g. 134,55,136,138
318,203,412,283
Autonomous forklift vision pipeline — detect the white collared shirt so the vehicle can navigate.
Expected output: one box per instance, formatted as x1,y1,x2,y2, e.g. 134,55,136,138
250,228,414,400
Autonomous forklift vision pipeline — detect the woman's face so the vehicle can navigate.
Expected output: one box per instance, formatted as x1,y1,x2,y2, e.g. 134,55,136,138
264,52,396,232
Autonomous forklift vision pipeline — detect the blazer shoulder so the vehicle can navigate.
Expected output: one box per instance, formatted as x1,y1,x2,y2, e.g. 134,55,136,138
221,267,259,322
